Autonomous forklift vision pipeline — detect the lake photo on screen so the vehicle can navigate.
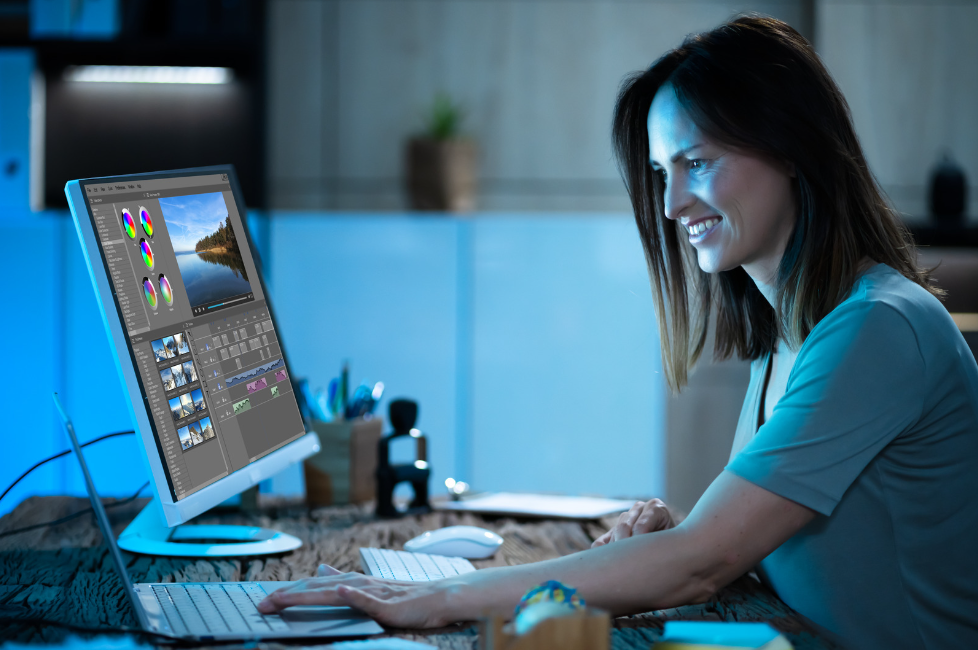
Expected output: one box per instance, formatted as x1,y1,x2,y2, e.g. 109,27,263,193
159,192,252,307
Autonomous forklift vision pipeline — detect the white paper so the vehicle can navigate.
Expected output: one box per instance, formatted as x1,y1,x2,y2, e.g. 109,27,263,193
435,492,638,519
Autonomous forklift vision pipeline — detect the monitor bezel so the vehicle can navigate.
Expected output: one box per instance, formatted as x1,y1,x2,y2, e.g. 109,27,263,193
66,165,318,527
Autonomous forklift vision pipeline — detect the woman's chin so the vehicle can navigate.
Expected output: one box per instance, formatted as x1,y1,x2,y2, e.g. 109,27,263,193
695,252,734,275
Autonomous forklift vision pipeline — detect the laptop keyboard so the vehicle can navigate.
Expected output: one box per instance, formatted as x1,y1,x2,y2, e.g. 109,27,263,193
152,583,289,637
152,552,475,638
359,547,476,581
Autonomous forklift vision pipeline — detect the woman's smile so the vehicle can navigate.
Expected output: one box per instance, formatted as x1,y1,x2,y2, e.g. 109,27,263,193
683,216,723,241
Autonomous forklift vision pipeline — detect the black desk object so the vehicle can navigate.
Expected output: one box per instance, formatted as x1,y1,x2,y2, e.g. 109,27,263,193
376,399,432,518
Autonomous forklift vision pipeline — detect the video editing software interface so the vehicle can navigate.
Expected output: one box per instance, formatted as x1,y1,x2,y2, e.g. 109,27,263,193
83,173,305,501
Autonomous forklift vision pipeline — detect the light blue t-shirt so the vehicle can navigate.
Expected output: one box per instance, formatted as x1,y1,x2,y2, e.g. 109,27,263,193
726,264,978,649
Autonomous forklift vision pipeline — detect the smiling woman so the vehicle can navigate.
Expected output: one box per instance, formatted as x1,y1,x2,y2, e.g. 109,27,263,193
255,16,978,649
614,17,940,390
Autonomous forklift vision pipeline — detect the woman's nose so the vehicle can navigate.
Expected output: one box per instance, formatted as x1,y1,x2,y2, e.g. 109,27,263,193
663,175,693,221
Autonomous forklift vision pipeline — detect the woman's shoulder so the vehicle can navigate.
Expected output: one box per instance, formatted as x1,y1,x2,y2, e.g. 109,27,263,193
806,263,960,357
834,263,948,324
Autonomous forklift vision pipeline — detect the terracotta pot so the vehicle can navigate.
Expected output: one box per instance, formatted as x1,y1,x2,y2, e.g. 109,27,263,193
405,137,477,212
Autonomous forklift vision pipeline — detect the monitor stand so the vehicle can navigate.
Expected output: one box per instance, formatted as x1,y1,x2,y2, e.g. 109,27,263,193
117,498,302,557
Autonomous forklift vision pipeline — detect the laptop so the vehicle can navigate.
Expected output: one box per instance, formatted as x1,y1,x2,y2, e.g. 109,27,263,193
54,391,384,641
63,166,384,640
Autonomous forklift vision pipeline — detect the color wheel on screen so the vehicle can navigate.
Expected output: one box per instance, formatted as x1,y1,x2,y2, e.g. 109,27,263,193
159,274,173,305
139,239,154,270
121,209,136,239
139,206,154,238
142,277,158,310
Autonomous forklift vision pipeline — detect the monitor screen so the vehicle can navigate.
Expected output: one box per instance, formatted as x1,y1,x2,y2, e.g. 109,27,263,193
78,171,304,502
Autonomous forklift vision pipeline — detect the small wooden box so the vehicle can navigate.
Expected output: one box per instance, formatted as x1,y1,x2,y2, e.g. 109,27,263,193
303,417,382,506
480,610,610,650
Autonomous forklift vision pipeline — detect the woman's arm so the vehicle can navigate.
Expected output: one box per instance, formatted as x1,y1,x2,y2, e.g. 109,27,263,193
258,472,815,627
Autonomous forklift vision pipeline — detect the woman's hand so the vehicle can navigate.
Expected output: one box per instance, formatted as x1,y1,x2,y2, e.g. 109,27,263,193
257,564,457,629
591,498,678,548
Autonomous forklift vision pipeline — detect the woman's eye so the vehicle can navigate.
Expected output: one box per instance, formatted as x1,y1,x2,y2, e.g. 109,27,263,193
689,159,706,170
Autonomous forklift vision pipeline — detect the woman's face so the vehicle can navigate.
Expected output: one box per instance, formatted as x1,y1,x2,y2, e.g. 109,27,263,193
647,84,797,285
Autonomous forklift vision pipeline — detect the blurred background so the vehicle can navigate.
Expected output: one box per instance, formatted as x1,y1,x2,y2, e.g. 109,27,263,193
2,0,976,518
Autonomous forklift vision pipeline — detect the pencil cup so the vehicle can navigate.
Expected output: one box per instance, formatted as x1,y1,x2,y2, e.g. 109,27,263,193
303,416,382,506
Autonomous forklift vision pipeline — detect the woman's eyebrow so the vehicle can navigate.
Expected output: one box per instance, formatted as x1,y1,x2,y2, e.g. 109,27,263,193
650,143,706,167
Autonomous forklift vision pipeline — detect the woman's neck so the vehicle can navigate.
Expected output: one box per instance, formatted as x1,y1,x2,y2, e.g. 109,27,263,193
747,257,878,309
744,263,779,308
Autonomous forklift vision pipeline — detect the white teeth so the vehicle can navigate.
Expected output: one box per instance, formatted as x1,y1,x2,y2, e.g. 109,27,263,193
688,218,719,236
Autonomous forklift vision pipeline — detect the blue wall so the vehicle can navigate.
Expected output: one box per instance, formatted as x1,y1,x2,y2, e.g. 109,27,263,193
0,210,666,518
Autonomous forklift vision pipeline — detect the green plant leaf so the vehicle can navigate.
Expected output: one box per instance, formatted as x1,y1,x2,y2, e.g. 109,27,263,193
426,92,464,140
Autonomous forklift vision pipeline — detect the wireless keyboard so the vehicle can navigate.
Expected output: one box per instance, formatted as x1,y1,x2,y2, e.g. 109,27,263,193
359,547,476,581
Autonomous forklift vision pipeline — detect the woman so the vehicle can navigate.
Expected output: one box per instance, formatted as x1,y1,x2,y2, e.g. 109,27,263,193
259,16,978,647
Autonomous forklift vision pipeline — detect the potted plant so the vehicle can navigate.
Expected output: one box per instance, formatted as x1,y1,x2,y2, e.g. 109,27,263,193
405,93,477,212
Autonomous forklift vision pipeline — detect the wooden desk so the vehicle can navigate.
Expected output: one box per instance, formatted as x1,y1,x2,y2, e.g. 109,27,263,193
0,496,840,648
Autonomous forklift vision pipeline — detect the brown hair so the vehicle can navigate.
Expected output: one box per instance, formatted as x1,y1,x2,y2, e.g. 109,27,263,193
612,15,938,390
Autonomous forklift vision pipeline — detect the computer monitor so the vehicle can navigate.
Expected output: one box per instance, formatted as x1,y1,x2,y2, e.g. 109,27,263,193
66,166,320,556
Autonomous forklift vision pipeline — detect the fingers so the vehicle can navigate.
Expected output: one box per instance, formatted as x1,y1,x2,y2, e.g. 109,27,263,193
317,563,342,577
259,585,351,613
336,585,382,616
611,501,645,542
258,575,448,628
335,584,445,629
596,498,676,546
258,573,360,613
632,498,674,535
591,529,613,548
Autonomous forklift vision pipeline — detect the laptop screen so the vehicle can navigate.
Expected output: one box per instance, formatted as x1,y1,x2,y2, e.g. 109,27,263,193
79,171,305,502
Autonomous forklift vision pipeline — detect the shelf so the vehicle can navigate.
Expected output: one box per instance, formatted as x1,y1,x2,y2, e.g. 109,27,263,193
909,224,978,248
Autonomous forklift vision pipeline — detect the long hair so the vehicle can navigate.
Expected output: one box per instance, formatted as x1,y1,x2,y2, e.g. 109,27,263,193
613,15,939,391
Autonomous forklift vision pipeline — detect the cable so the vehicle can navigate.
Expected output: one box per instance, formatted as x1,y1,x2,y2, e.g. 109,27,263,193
0,481,150,540
0,615,193,645
0,430,135,504
1,433,186,645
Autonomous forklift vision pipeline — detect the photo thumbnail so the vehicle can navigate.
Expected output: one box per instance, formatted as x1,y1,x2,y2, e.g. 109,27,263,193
178,425,193,451
171,363,188,388
182,360,198,384
199,416,215,440
169,396,188,421
191,388,205,412
189,421,204,445
159,192,252,308
179,393,195,416
162,336,177,358
151,338,171,362
174,332,190,356
160,367,175,391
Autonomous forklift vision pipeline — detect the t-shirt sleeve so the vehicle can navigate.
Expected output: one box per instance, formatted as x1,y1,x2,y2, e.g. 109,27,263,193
726,300,926,516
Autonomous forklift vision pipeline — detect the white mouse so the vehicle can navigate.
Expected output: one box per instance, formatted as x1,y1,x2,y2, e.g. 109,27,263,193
403,525,504,559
